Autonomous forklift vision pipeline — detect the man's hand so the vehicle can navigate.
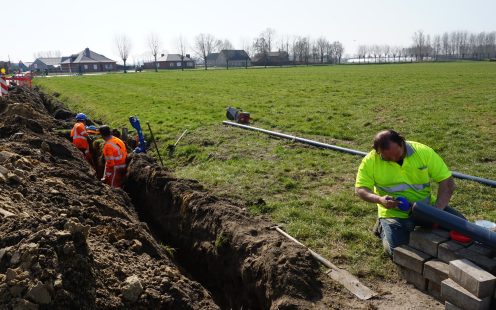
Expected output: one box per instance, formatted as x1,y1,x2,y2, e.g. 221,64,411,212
356,187,400,209
379,196,400,209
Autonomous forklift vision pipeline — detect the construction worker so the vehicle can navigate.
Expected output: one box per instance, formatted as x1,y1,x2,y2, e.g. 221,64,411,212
355,130,465,257
70,113,92,164
100,125,127,188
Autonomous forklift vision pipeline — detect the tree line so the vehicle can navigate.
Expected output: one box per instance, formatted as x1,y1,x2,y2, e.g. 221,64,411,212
115,28,344,71
356,30,496,63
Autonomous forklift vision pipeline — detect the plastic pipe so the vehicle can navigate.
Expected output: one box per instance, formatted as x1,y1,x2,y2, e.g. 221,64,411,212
412,202,496,248
222,121,496,188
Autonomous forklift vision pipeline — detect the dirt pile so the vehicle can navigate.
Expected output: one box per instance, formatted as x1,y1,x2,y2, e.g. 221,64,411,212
0,87,218,309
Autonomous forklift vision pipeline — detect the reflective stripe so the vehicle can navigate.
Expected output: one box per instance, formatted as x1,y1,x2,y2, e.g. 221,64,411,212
376,183,430,193
72,123,88,141
105,141,123,161
114,164,126,168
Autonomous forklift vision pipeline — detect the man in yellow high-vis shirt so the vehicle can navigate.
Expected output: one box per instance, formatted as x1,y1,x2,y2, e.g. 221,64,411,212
355,130,465,256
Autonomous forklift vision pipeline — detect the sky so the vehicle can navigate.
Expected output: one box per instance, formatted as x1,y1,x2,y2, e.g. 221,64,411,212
3,0,496,64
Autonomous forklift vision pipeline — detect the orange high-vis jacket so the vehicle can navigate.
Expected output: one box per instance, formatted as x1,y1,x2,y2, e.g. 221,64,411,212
103,136,127,169
70,122,89,150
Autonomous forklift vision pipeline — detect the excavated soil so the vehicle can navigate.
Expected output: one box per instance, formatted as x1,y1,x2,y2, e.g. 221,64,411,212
0,86,445,310
0,87,217,309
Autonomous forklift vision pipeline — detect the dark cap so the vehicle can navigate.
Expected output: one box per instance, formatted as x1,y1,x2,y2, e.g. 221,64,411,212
99,125,111,137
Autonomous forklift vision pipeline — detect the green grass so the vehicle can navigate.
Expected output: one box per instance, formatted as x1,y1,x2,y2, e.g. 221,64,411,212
35,62,496,280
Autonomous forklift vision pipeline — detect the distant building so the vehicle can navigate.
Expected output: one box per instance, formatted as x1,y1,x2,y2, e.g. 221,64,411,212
207,50,251,68
205,53,220,68
143,54,195,70
60,48,116,73
251,51,290,66
31,57,65,72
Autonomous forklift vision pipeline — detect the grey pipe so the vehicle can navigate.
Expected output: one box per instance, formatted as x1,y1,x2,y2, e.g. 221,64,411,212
412,202,496,248
223,121,496,188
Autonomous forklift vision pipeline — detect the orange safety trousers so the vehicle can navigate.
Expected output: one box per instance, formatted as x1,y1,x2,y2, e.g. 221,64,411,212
103,136,127,188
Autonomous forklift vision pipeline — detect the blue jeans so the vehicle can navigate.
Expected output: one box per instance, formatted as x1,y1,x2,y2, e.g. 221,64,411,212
379,206,466,257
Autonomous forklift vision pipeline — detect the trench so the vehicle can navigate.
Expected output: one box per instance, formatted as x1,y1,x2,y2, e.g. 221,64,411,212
121,154,325,310
34,86,327,309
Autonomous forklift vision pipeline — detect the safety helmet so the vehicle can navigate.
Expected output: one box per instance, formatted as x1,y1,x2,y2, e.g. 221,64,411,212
75,113,87,121
99,125,111,137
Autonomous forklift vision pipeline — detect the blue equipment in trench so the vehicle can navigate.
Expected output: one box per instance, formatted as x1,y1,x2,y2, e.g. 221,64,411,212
129,116,146,153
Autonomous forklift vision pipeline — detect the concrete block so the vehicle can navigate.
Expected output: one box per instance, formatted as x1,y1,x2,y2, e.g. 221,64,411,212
432,228,451,239
424,259,449,284
409,230,448,257
455,248,496,274
428,280,443,301
449,259,496,298
438,241,465,263
441,278,491,310
444,301,462,310
399,266,428,291
468,243,495,258
393,245,431,274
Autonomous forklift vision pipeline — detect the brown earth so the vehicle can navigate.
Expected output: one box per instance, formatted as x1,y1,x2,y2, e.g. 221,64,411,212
0,86,444,309
0,87,218,309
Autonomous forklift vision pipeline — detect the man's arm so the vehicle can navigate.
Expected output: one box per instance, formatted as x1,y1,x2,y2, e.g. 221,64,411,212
355,187,399,209
435,176,455,210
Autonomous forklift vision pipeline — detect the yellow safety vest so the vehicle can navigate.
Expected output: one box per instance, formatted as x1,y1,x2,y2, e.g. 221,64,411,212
355,141,452,218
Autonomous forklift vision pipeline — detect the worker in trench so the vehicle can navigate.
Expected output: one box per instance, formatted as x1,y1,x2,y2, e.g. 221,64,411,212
70,113,93,166
354,129,466,257
99,125,127,188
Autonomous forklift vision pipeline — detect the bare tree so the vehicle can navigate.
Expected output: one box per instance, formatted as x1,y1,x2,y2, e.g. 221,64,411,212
194,33,218,70
357,45,367,63
177,35,188,71
147,33,161,72
219,39,234,50
432,35,441,60
412,30,426,61
330,41,344,64
316,37,328,63
115,34,132,73
253,36,269,67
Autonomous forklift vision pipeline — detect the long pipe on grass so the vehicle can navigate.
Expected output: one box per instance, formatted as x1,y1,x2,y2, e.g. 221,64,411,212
222,121,496,188
412,202,496,248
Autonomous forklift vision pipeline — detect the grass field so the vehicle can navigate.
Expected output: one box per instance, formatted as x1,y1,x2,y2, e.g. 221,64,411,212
35,62,496,280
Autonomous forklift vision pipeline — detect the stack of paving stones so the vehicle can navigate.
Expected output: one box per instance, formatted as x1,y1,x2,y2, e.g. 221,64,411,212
393,227,496,310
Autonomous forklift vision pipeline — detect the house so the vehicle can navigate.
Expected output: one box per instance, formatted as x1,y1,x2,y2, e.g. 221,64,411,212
31,57,64,72
207,50,251,68
205,53,220,68
143,54,195,70
60,48,116,73
251,51,290,66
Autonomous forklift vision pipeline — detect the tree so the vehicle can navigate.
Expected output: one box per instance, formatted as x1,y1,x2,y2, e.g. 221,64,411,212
177,35,187,71
253,37,269,67
219,39,234,50
357,45,367,63
316,37,328,63
147,33,161,72
432,35,441,60
194,33,218,70
412,30,426,61
330,41,344,64
115,34,132,73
